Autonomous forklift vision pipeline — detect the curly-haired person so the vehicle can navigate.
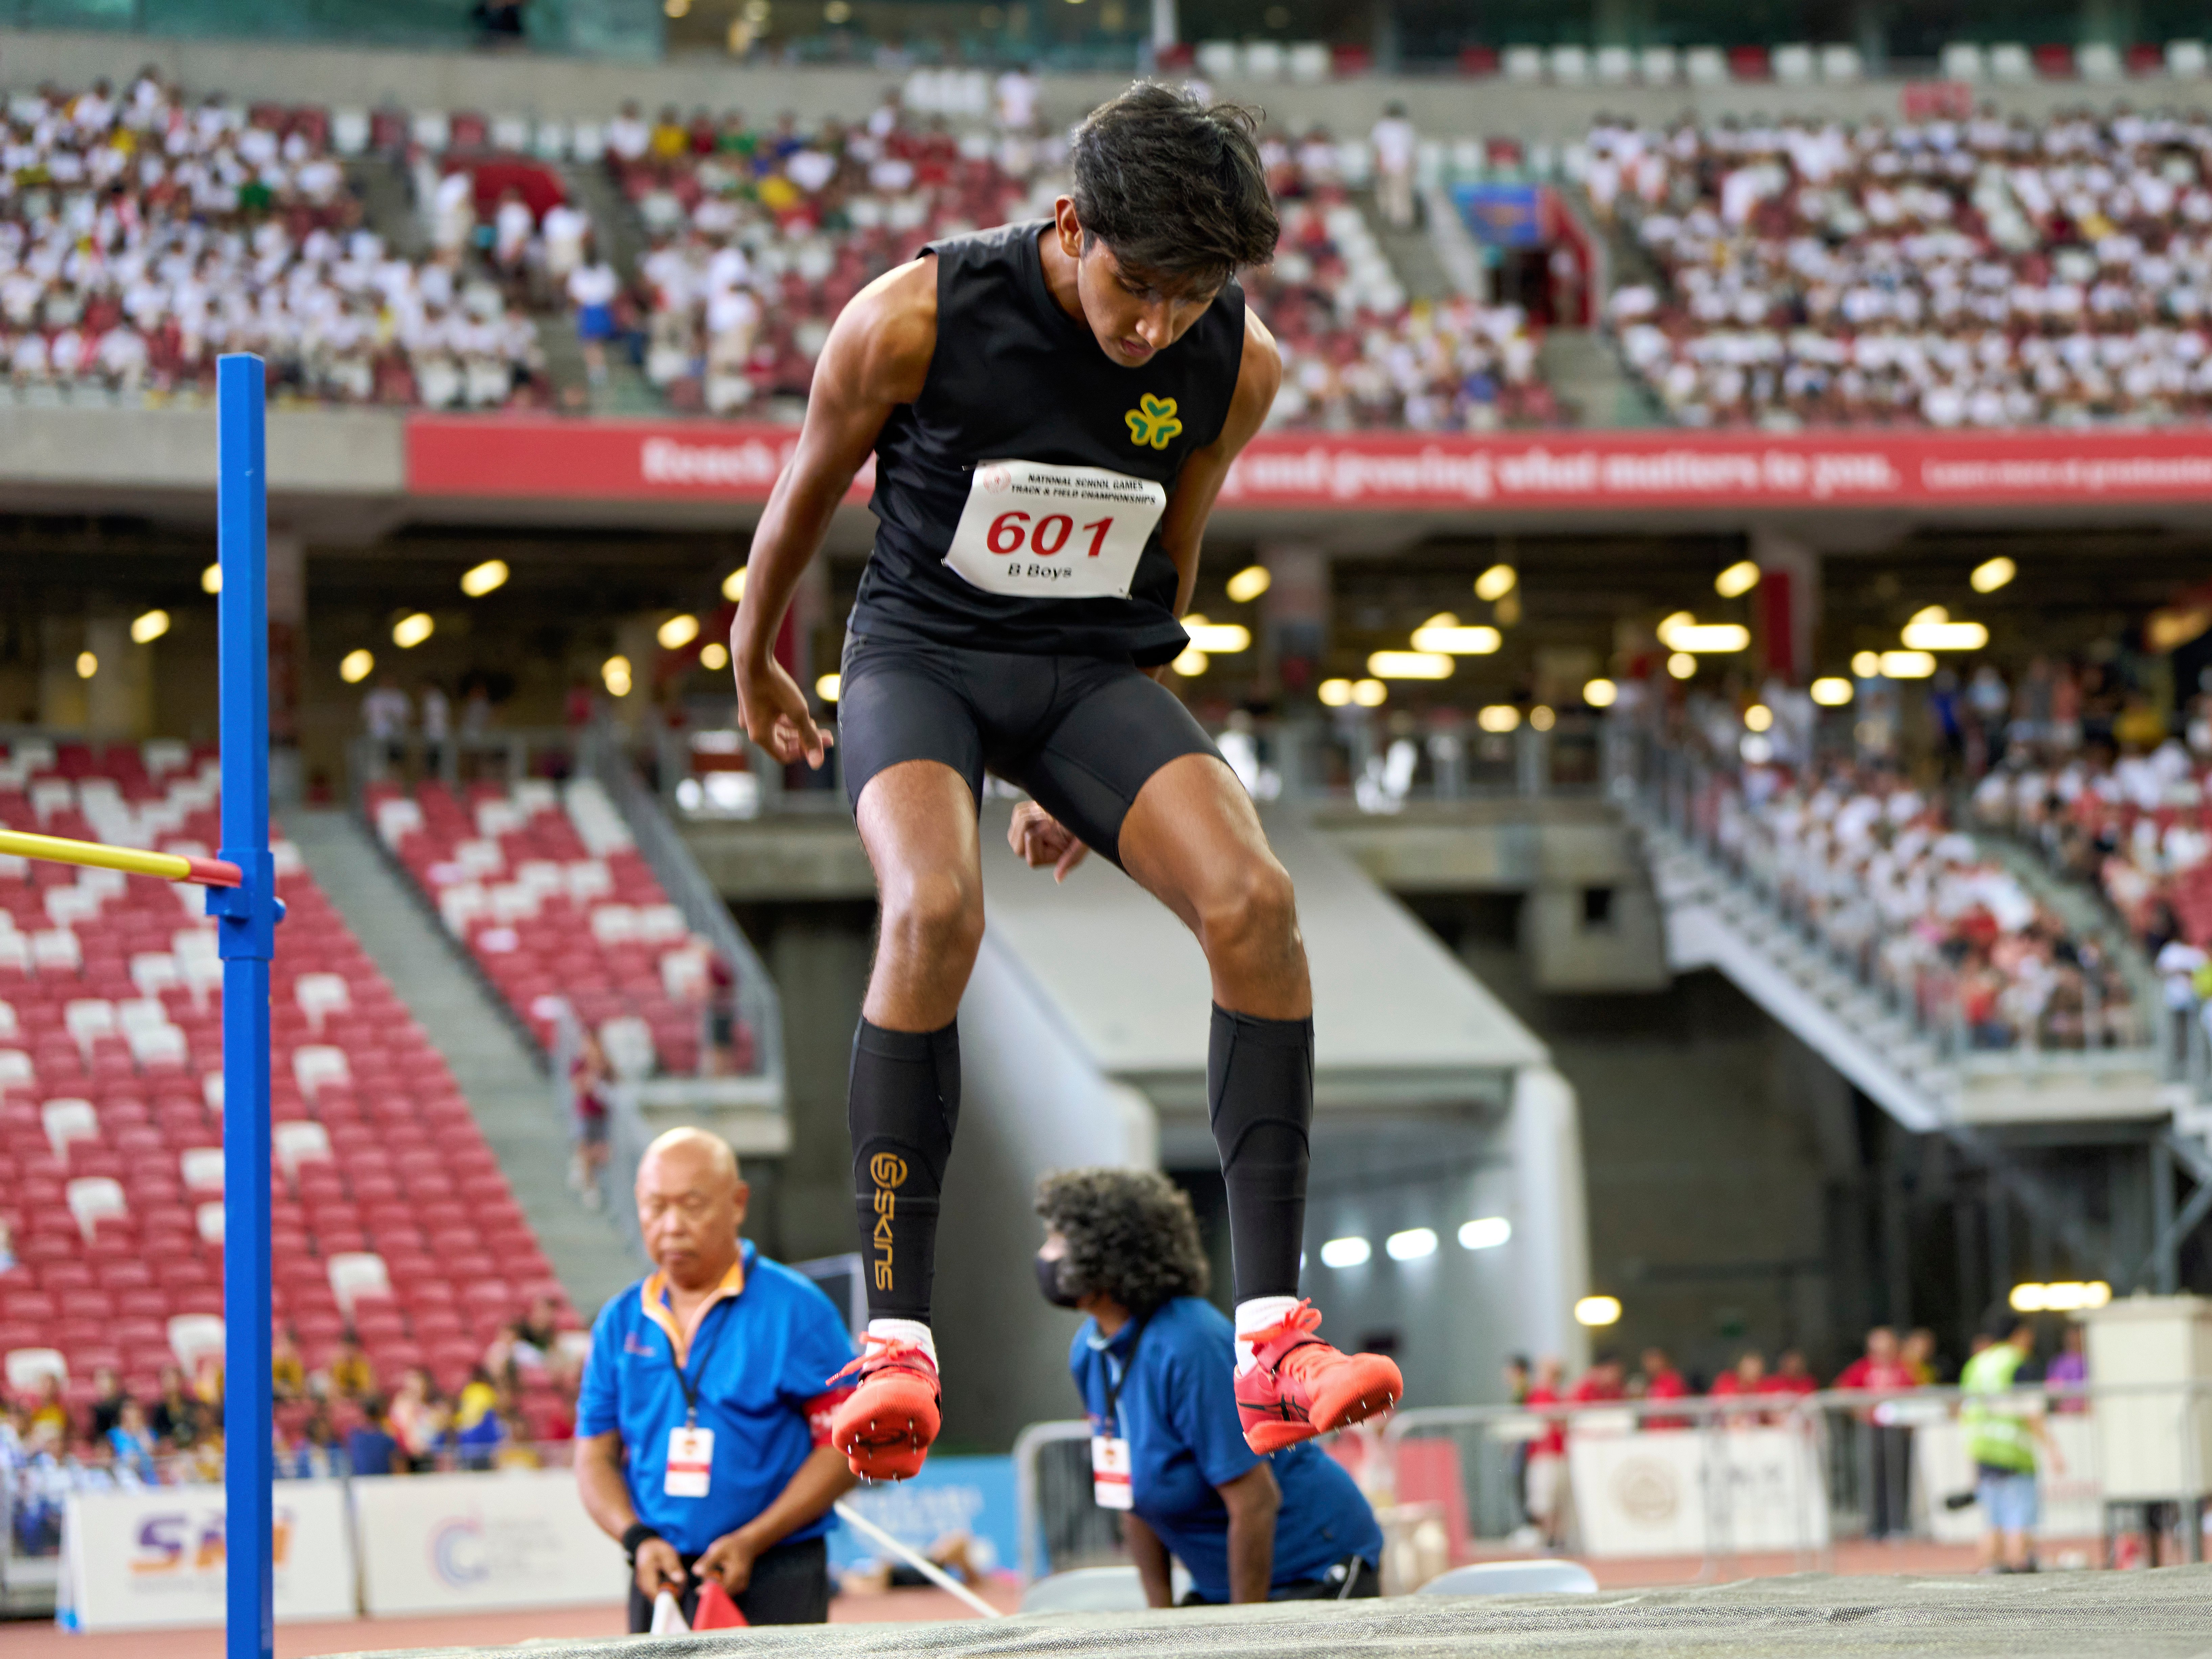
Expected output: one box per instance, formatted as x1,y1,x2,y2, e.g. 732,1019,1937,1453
1035,1169,1382,1606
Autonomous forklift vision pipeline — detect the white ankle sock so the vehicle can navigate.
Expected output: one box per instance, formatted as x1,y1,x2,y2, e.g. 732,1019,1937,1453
1233,1296,1300,1376
868,1317,937,1367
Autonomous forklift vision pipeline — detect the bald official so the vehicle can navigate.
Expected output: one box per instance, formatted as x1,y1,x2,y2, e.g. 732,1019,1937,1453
576,1128,861,1629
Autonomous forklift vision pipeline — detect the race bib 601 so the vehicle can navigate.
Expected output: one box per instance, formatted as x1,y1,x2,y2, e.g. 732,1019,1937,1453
941,459,1167,599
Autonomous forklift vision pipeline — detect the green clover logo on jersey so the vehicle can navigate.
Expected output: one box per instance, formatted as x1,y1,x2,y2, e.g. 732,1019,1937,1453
1126,394,1182,450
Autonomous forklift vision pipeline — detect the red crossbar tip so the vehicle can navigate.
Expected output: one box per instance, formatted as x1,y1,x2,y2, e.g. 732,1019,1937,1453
182,854,244,888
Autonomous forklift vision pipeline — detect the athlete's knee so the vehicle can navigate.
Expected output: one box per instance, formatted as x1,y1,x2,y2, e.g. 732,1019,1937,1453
881,867,985,967
1195,855,1299,964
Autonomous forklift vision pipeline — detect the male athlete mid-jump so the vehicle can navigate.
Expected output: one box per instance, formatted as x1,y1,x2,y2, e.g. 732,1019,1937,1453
732,84,1403,1480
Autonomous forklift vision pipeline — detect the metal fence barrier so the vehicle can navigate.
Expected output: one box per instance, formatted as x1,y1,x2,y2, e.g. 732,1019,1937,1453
1013,1382,2212,1591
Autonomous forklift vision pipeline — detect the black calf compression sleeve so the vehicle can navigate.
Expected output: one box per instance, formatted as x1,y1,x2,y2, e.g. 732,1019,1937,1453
1207,1005,1313,1303
849,1017,961,1323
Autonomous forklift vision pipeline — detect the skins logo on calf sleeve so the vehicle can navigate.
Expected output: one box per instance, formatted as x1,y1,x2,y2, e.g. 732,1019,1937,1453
870,1153,908,1290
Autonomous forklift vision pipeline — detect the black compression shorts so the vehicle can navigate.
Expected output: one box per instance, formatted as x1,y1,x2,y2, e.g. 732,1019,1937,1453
837,632,1223,867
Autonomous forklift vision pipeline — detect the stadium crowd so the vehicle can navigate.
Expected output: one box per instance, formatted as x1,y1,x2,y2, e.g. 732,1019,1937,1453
524,98,1549,429
1712,753,2139,1049
1593,109,2212,428
0,1286,582,1551
0,72,546,409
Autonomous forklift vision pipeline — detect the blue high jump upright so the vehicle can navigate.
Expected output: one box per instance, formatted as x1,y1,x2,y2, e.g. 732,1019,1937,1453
208,353,278,1659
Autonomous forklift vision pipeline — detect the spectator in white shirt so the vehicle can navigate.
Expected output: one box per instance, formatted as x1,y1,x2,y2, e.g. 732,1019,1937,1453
1370,102,1417,230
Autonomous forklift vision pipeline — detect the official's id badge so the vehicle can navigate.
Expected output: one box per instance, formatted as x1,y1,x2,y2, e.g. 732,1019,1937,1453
666,1426,715,1498
1090,1434,1133,1509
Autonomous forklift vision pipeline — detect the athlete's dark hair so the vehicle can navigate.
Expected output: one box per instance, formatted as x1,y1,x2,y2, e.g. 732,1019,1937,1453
1036,1167,1210,1314
1069,83,1279,290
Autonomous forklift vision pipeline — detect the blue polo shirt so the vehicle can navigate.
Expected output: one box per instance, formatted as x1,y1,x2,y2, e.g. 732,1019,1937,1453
1069,1296,1381,1603
578,1241,856,1556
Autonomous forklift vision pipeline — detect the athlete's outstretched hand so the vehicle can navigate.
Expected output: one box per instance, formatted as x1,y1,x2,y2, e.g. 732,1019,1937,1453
735,654,833,769
1010,801,1089,881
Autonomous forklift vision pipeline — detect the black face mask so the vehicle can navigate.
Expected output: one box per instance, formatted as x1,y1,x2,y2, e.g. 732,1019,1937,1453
1035,1251,1083,1308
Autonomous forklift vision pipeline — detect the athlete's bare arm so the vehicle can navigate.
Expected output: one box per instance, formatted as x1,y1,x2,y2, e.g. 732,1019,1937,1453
1009,306,1283,879
733,257,936,766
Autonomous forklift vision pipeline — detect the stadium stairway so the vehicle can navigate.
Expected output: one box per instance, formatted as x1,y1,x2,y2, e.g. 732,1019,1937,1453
287,808,641,1317
1638,811,2212,1285
1537,328,1663,428
1358,192,1453,305
557,159,666,416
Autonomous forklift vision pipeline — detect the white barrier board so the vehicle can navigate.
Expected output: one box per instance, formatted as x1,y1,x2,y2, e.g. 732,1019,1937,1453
1912,1416,2101,1545
351,1469,626,1615
60,1481,355,1631
1568,1427,1829,1558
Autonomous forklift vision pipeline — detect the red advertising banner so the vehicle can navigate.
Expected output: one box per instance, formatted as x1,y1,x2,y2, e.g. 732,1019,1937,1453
405,415,2212,514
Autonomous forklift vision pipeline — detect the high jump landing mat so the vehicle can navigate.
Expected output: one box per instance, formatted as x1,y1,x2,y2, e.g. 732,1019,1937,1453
328,1566,2212,1659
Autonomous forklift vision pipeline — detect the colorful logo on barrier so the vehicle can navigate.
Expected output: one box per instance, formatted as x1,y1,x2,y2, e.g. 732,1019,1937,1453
870,1153,907,1292
131,1508,294,1575
430,1517,491,1586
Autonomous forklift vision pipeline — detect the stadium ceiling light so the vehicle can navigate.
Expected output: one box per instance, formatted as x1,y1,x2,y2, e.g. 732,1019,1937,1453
1901,617,1989,651
665,0,690,14
392,612,435,649
1666,652,1696,680
1318,678,1353,707
659,614,702,650
200,562,222,595
1714,559,1761,598
1368,650,1454,680
602,654,633,697
1664,622,1751,654
815,673,841,702
339,649,374,684
1477,704,1521,733
1410,613,1502,654
1459,1216,1512,1250
2010,1281,2111,1313
1743,703,1773,733
1971,556,2017,594
1879,650,1937,679
460,558,509,598
1908,604,1949,626
130,609,171,644
1810,676,1854,707
1656,610,1694,643
1583,678,1617,709
75,651,96,679
1172,646,1209,676
1386,1227,1438,1261
722,567,748,602
1319,1236,1371,1269
1225,564,1272,604
1529,706,1555,732
1474,563,1518,602
1351,679,1387,707
700,641,730,671
1182,615,1251,653
1574,1295,1622,1327
1851,650,1881,677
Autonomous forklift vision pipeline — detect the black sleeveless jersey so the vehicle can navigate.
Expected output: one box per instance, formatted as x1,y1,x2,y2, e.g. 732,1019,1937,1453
848,220,1247,665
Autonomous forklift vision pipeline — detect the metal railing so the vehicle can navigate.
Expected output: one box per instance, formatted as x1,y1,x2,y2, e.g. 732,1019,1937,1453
1013,1380,2212,1590
655,707,1625,823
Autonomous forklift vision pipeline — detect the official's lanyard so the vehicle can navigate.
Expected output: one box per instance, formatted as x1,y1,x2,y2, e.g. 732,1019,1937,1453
1100,1310,1154,1437
666,1296,733,1428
